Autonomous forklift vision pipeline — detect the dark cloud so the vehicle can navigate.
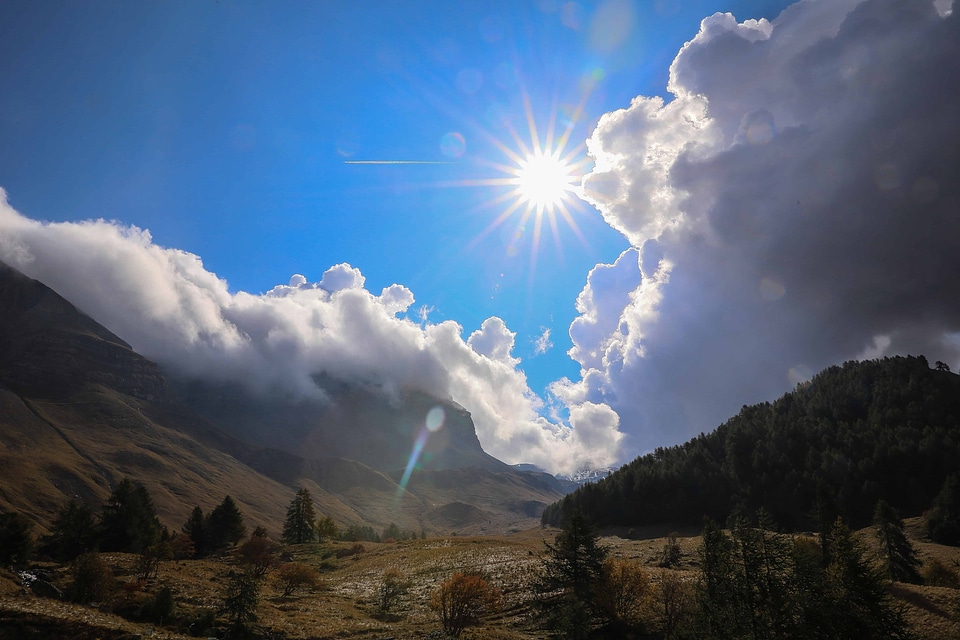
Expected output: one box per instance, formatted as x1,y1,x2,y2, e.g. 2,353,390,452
575,0,960,454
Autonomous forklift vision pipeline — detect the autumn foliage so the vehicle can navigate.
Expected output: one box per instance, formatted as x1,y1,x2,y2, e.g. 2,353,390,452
431,572,503,638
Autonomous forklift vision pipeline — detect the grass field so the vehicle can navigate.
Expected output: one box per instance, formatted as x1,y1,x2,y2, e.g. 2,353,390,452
1,520,958,639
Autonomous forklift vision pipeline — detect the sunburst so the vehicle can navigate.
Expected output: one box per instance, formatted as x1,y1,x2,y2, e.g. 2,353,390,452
453,87,596,274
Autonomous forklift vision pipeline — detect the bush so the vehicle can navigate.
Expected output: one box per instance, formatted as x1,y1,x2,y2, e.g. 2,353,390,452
275,562,321,597
376,568,411,615
922,558,960,588
141,585,174,623
70,552,116,603
237,535,279,578
659,532,682,568
596,558,655,630
0,512,33,566
430,572,503,638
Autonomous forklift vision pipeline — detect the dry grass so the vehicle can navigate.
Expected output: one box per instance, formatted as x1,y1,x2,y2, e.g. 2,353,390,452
1,525,957,639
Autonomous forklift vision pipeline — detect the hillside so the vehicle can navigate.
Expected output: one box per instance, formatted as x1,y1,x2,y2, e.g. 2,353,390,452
543,356,960,531
0,260,562,536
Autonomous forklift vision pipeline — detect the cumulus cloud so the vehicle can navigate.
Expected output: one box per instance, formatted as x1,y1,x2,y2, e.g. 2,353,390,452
575,0,960,454
0,191,621,474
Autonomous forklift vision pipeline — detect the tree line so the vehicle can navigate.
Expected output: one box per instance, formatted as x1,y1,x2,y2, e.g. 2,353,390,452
532,502,942,640
543,356,960,541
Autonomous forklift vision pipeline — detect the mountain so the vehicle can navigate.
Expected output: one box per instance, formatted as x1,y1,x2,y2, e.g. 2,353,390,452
543,355,960,531
0,260,563,535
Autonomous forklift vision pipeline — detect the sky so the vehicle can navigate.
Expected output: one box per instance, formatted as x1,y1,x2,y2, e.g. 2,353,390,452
0,0,958,475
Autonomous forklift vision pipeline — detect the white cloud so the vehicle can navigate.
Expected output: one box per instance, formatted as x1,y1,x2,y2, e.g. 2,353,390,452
572,0,960,454
0,190,621,474
534,327,554,355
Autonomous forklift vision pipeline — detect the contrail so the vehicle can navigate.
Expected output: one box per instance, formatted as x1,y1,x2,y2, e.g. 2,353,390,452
344,160,455,164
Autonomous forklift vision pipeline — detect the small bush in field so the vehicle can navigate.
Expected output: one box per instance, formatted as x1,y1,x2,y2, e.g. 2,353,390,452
376,568,411,615
275,562,322,597
922,558,960,588
237,534,279,577
430,572,503,638
596,558,656,629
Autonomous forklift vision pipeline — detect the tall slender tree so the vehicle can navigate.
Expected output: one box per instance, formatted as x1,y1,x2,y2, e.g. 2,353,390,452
874,500,921,583
282,488,317,544
534,511,608,639
182,506,208,557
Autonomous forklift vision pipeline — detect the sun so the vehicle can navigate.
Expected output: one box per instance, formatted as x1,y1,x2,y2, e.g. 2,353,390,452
514,149,578,212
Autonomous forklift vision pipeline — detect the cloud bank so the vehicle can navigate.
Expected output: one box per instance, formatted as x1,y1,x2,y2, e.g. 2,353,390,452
566,0,960,453
0,195,621,475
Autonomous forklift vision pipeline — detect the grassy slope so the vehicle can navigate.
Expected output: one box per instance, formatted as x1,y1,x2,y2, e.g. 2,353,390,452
1,521,956,640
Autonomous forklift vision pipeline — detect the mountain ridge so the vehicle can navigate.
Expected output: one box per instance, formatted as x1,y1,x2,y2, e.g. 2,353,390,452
543,355,960,531
0,260,563,536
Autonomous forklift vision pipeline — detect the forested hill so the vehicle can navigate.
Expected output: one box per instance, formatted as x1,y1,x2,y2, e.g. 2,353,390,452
542,356,960,531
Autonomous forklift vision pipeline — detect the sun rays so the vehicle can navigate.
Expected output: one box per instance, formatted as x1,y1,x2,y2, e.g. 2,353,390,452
450,86,597,277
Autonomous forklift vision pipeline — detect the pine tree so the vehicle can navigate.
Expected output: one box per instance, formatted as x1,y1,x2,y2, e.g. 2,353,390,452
696,518,743,639
927,474,960,546
98,478,162,553
182,506,208,557
221,569,261,634
874,500,921,583
207,496,246,551
826,518,911,639
42,500,97,561
282,488,317,544
534,511,608,639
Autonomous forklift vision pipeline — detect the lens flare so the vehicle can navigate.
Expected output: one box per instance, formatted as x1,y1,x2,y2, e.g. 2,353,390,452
396,406,447,497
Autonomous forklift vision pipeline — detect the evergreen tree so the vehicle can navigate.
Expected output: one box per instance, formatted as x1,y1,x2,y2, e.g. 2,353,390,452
927,474,960,546
695,518,745,639
42,500,98,561
207,495,246,551
98,478,162,553
874,500,921,583
221,568,261,635
534,512,608,639
825,518,911,639
0,512,34,566
282,488,317,544
183,506,208,557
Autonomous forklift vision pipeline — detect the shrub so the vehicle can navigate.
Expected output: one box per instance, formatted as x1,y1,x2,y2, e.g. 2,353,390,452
141,585,174,623
659,532,682,568
0,512,33,566
596,558,655,629
430,572,503,638
275,562,321,597
922,558,960,588
376,568,411,615
70,552,116,603
236,535,279,578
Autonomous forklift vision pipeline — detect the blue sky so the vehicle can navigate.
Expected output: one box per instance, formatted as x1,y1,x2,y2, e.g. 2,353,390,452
2,0,957,473
0,0,792,396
